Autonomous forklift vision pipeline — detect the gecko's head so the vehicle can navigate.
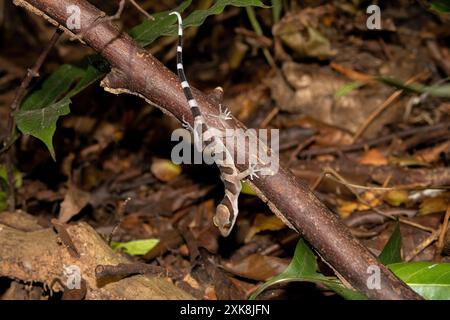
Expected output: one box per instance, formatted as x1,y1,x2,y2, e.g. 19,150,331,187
213,204,232,237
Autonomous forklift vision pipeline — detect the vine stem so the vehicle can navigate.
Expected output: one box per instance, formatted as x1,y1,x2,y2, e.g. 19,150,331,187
3,28,62,211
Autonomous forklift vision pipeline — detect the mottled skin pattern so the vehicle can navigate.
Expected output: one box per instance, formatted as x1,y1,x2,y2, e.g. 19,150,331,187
170,11,258,236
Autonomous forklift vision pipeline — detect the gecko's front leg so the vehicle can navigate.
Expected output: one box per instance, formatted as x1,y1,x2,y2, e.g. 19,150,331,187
206,104,232,125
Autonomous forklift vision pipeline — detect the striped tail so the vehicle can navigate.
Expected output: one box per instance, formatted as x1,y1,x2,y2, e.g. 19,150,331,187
169,11,201,118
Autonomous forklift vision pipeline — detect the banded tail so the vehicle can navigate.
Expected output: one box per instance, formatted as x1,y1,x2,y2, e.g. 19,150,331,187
169,11,201,118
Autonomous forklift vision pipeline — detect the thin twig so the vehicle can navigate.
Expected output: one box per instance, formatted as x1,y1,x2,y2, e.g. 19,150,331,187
352,72,429,142
3,28,62,211
312,167,436,233
5,28,63,144
298,122,450,157
405,228,441,262
128,0,154,20
260,107,279,128
245,6,276,69
434,204,450,261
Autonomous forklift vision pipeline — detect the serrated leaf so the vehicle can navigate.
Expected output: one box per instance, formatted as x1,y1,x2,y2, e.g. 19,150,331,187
379,223,402,265
389,262,450,300
14,64,104,159
129,0,268,47
111,239,159,256
250,239,366,300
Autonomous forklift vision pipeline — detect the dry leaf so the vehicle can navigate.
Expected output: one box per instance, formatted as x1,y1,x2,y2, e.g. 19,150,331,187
359,149,388,166
151,158,182,182
223,254,289,281
58,186,90,223
384,190,409,206
245,213,285,243
419,196,449,215
415,141,450,163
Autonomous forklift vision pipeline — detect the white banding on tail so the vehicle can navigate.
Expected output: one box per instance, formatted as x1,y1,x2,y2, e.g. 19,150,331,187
181,81,189,88
177,46,182,52
188,99,198,108
177,63,183,69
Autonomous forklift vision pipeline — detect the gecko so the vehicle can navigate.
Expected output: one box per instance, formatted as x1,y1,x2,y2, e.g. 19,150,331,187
169,11,259,237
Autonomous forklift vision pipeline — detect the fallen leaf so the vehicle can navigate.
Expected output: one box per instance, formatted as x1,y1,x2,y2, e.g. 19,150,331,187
245,213,285,243
415,141,450,163
419,196,449,215
223,254,289,281
58,186,90,223
151,158,182,182
337,191,381,218
389,156,431,167
384,190,409,206
111,238,159,256
359,149,388,166
337,200,359,218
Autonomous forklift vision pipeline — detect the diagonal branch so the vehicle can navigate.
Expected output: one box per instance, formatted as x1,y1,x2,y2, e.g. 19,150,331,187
13,0,422,300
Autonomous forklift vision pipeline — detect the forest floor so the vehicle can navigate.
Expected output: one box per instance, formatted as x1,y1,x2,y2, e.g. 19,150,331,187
0,0,449,300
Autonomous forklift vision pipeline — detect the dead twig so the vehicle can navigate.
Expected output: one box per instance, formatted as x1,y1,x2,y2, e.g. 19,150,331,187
298,122,450,157
352,71,429,142
405,228,441,262
312,167,435,233
95,263,172,281
434,204,450,261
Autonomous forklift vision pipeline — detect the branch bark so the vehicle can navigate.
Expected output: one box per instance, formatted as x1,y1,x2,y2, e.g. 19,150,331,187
14,0,422,299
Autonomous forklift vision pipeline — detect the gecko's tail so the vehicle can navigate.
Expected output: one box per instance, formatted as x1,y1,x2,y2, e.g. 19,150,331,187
169,11,201,118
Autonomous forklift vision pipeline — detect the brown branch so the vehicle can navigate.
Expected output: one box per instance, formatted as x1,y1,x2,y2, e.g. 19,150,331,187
14,0,422,299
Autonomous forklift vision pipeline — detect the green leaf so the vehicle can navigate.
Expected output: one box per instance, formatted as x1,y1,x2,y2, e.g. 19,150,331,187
271,0,282,23
376,76,450,98
129,0,192,46
0,164,22,188
389,262,450,300
379,222,402,265
111,239,159,256
241,181,257,195
335,81,364,97
250,239,366,300
14,64,104,159
0,191,6,212
431,0,450,12
129,0,268,47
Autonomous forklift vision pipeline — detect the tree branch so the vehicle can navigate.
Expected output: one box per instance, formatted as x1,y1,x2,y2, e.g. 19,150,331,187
14,0,422,299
